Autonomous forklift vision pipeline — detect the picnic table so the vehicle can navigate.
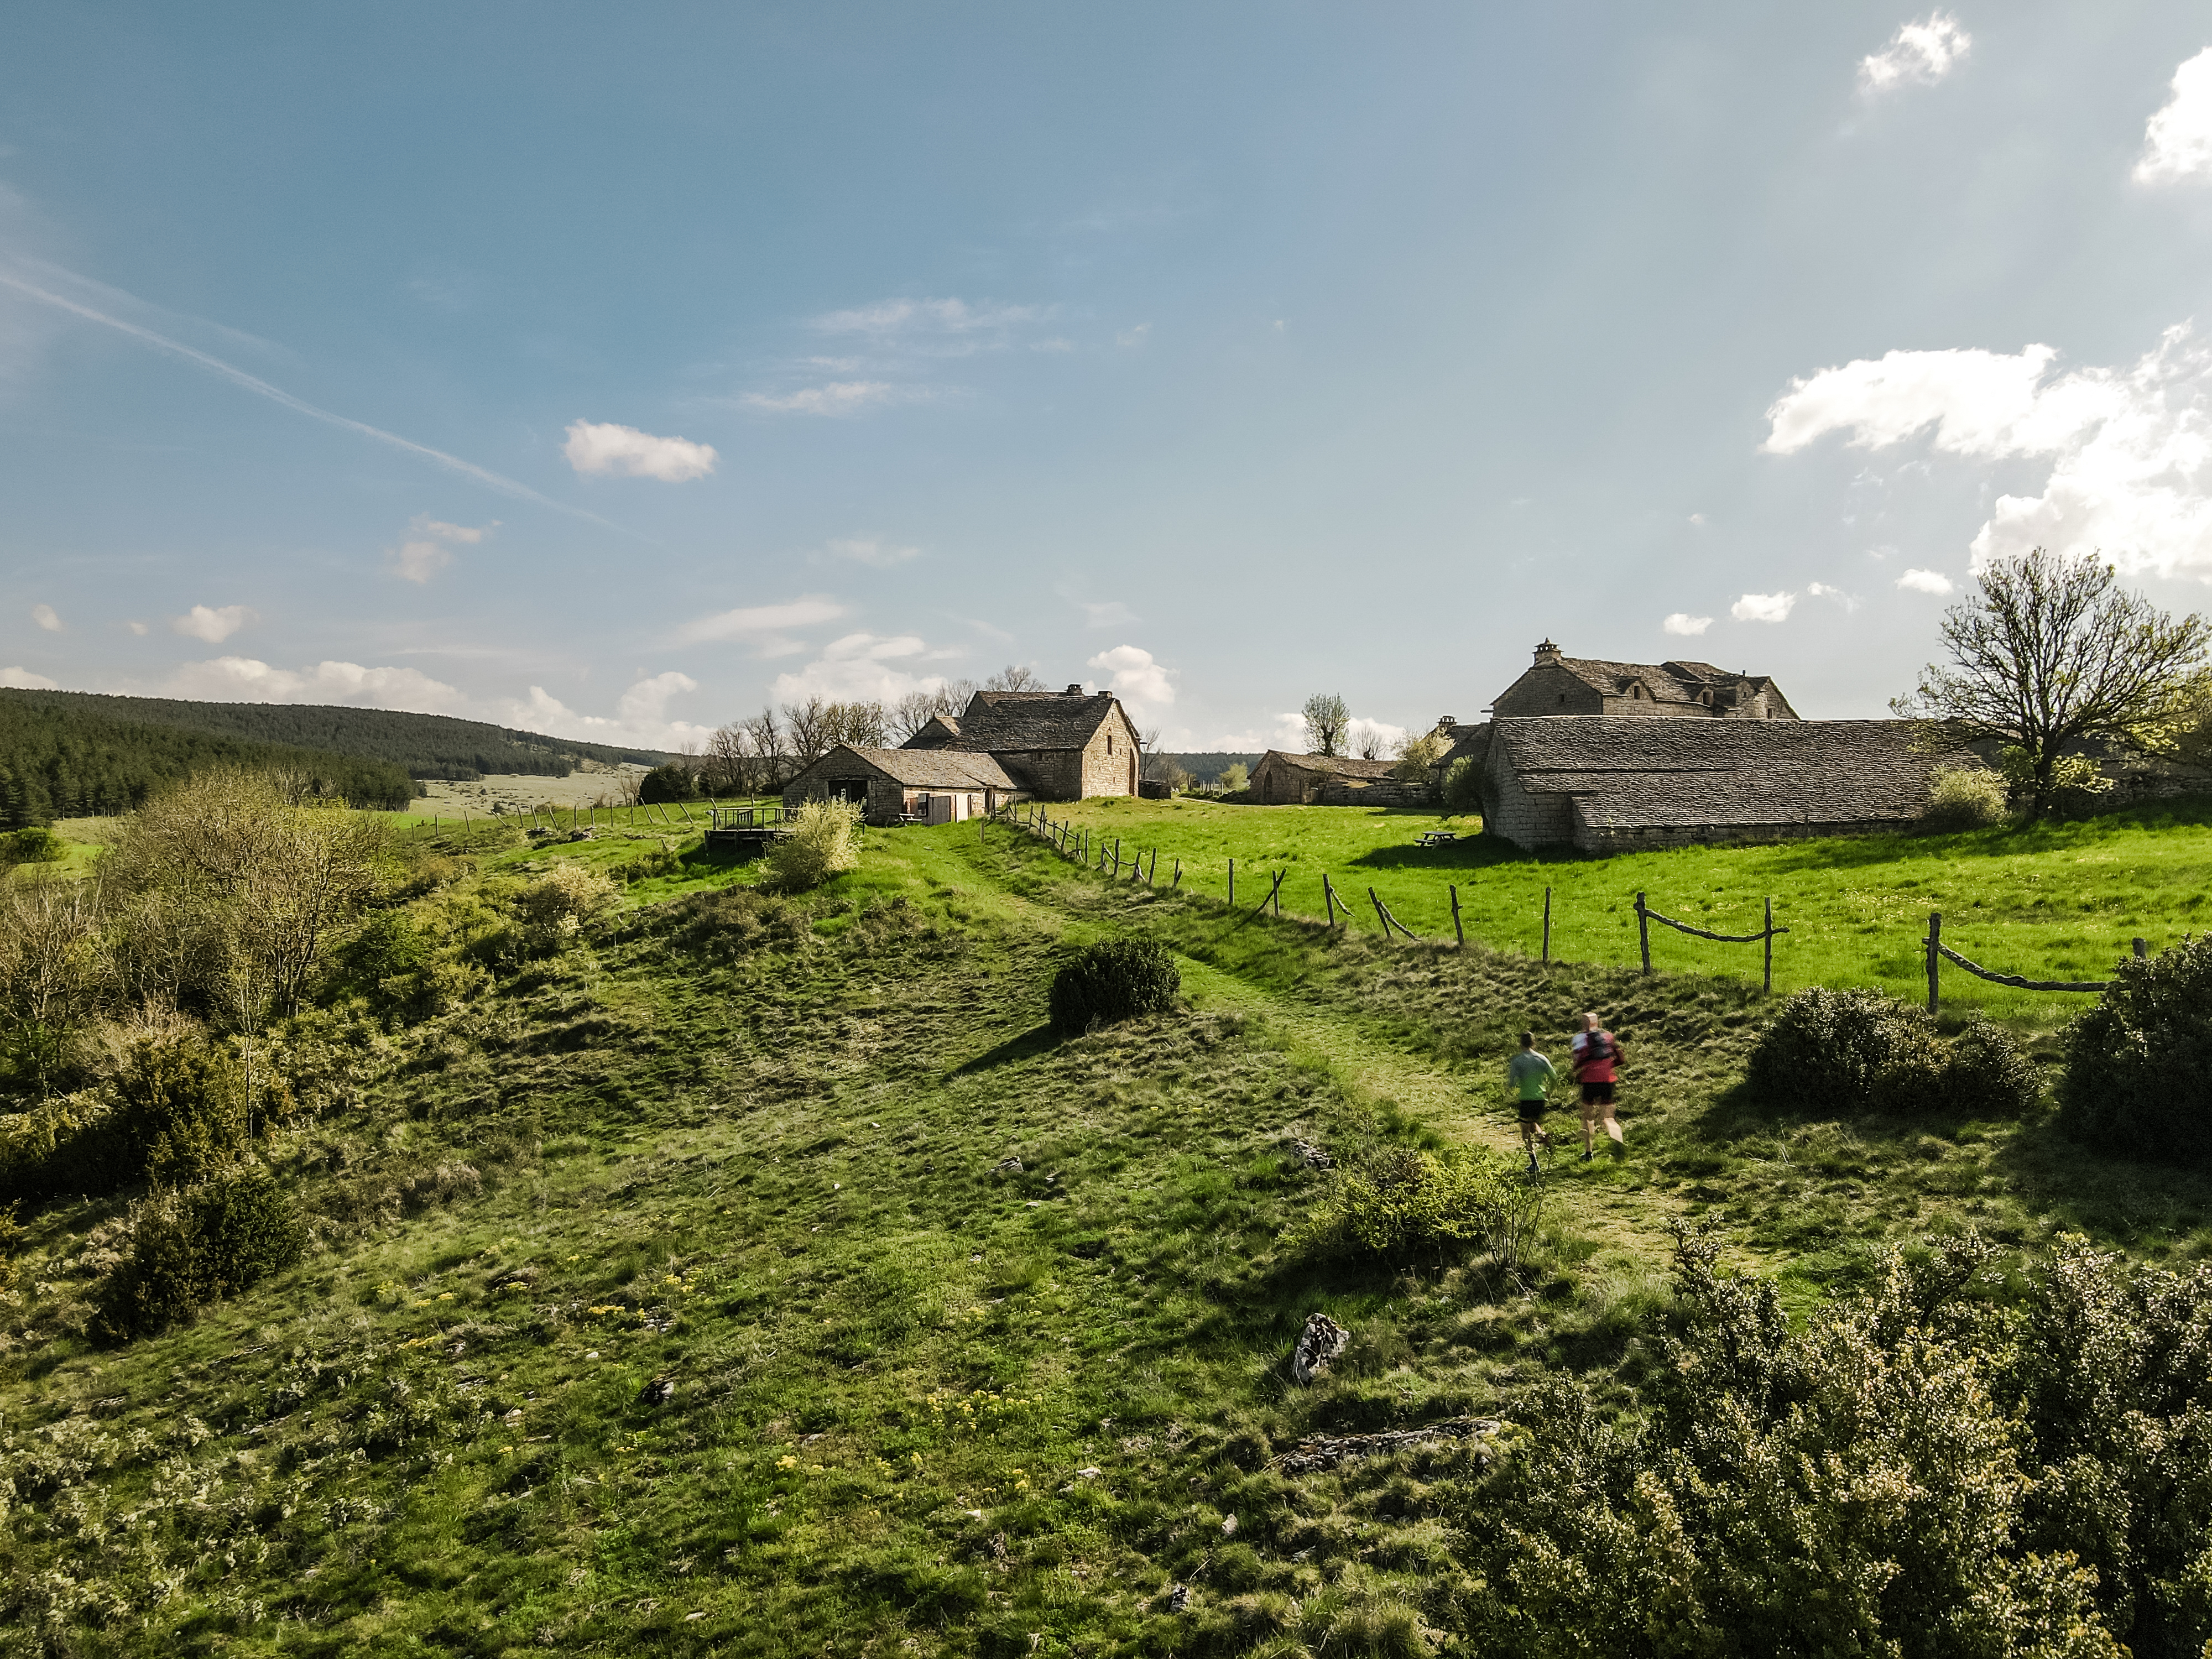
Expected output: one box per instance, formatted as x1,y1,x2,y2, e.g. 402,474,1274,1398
1416,830,1458,848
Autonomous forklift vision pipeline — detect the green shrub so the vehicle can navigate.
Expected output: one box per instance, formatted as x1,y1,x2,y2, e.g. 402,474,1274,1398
2058,934,2212,1165
0,1088,128,1203
114,1036,249,1187
1219,762,1250,792
1442,757,1480,813
2,826,66,864
638,763,698,804
95,1167,305,1342
769,800,863,892
1922,765,2009,831
661,886,810,961
1746,987,2040,1119
1048,939,1180,1034
1293,1146,1541,1269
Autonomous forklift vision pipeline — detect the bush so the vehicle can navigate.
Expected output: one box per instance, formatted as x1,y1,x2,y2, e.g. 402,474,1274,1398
661,886,810,961
1219,762,1250,792
515,862,619,929
1746,987,2040,1119
1293,1146,1541,1270
1922,764,2009,831
768,800,863,892
638,763,698,804
1048,939,1180,1034
95,1167,305,1341
0,1087,128,1203
2,826,66,864
114,1036,250,1186
1442,757,1480,813
2058,934,2212,1165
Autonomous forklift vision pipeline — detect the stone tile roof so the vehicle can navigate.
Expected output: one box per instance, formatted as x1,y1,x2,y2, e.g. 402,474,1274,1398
1494,717,1956,829
917,690,1119,752
808,744,1018,790
1548,655,1782,710
1258,750,1401,781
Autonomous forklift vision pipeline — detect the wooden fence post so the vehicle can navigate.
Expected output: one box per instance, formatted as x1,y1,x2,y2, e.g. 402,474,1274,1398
1229,858,1235,907
1542,886,1552,963
1450,885,1464,948
1171,859,1182,889
1368,886,1390,936
1322,873,1338,927
1762,896,1774,994
2134,937,2149,960
1635,891,1651,974
1926,911,1942,1016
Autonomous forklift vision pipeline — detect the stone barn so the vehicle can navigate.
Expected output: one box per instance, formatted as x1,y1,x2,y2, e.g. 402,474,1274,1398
1491,639,1798,721
901,685,1142,800
781,744,1022,826
1248,751,1426,805
1472,717,1965,852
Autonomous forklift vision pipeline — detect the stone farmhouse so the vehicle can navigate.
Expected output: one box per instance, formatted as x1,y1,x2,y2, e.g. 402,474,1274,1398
1429,641,1957,852
782,684,1141,825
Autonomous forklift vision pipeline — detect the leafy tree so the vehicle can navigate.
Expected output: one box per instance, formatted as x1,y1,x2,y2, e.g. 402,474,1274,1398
1893,547,2210,815
1392,731,1444,781
1302,692,1350,757
0,877,108,1096
638,762,697,802
1219,761,1250,792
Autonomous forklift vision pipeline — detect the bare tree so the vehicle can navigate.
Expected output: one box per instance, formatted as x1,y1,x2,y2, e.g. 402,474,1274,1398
740,707,784,793
702,723,748,795
1895,547,2211,813
937,677,979,715
985,665,1044,692
1302,693,1351,758
1354,725,1385,761
0,875,109,1095
824,700,890,749
781,698,833,767
890,690,942,742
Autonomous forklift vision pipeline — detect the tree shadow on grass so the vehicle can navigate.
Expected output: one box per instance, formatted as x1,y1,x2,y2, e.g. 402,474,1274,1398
950,1022,1061,1076
1348,833,1586,874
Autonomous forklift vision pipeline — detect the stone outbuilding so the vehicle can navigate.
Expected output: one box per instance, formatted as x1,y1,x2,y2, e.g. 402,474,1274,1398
781,744,1022,826
1472,717,1964,852
902,685,1143,800
1248,750,1427,806
1491,639,1798,722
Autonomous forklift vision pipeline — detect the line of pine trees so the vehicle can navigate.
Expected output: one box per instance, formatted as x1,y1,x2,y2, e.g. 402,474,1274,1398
0,701,415,826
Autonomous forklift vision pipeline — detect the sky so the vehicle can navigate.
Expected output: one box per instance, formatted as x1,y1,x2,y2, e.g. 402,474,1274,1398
5,3,2212,756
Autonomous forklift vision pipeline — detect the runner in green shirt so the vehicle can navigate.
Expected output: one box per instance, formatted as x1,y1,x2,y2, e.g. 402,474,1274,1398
1506,1031,1557,1175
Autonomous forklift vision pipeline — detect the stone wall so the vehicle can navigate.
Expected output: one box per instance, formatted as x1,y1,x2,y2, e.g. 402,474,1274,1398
1478,744,1577,845
1490,662,1606,719
1317,778,1432,807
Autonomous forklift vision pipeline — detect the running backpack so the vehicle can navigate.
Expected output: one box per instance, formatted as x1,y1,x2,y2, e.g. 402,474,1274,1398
1580,1031,1614,1068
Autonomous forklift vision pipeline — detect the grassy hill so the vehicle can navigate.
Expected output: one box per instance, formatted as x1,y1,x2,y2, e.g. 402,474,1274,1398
0,688,677,784
0,695,418,822
3,807,2210,1652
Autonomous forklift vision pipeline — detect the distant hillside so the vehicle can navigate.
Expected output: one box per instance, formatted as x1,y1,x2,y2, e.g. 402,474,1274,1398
0,689,677,783
0,697,418,824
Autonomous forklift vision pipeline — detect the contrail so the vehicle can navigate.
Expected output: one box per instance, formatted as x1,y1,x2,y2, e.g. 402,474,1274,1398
0,267,628,532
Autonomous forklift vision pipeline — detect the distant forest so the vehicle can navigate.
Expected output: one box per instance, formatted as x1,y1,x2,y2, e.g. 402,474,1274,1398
0,698,418,826
1157,752,1262,785
0,690,676,782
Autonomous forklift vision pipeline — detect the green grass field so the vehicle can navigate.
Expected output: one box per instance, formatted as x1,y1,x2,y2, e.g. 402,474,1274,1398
8,806,2212,1653
1040,794,2212,1024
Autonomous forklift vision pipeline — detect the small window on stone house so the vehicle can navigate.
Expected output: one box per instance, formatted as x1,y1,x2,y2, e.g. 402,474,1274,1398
1107,733,1114,755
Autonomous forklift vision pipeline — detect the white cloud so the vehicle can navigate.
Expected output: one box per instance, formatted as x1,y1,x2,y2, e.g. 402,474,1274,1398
393,541,451,584
822,537,920,568
171,604,257,643
2136,48,2212,185
389,514,496,584
166,656,467,711
561,419,717,482
1211,712,1311,752
1662,613,1713,636
1731,592,1797,623
0,666,57,688
126,620,148,636
1764,322,2212,578
739,381,905,416
1897,568,1957,594
812,297,1051,340
1087,644,1178,711
32,603,60,632
505,672,713,750
1116,323,1151,348
1078,598,1136,628
416,516,492,545
769,632,947,705
1858,12,1970,95
672,596,846,647
1687,512,1707,526
1808,581,1860,611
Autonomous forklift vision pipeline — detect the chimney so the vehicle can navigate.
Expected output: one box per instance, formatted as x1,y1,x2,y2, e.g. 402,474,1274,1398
1064,682,1084,695
1533,638,1562,665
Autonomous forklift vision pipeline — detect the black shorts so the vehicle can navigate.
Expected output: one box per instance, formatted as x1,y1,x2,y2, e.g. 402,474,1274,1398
1516,1098,1551,1122
1580,1081,1615,1107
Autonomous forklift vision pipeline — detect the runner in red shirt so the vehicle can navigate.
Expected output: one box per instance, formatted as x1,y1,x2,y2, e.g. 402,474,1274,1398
1569,1011,1625,1160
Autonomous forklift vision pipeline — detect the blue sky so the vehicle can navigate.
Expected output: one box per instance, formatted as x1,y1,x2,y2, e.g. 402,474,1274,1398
4,3,2212,754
